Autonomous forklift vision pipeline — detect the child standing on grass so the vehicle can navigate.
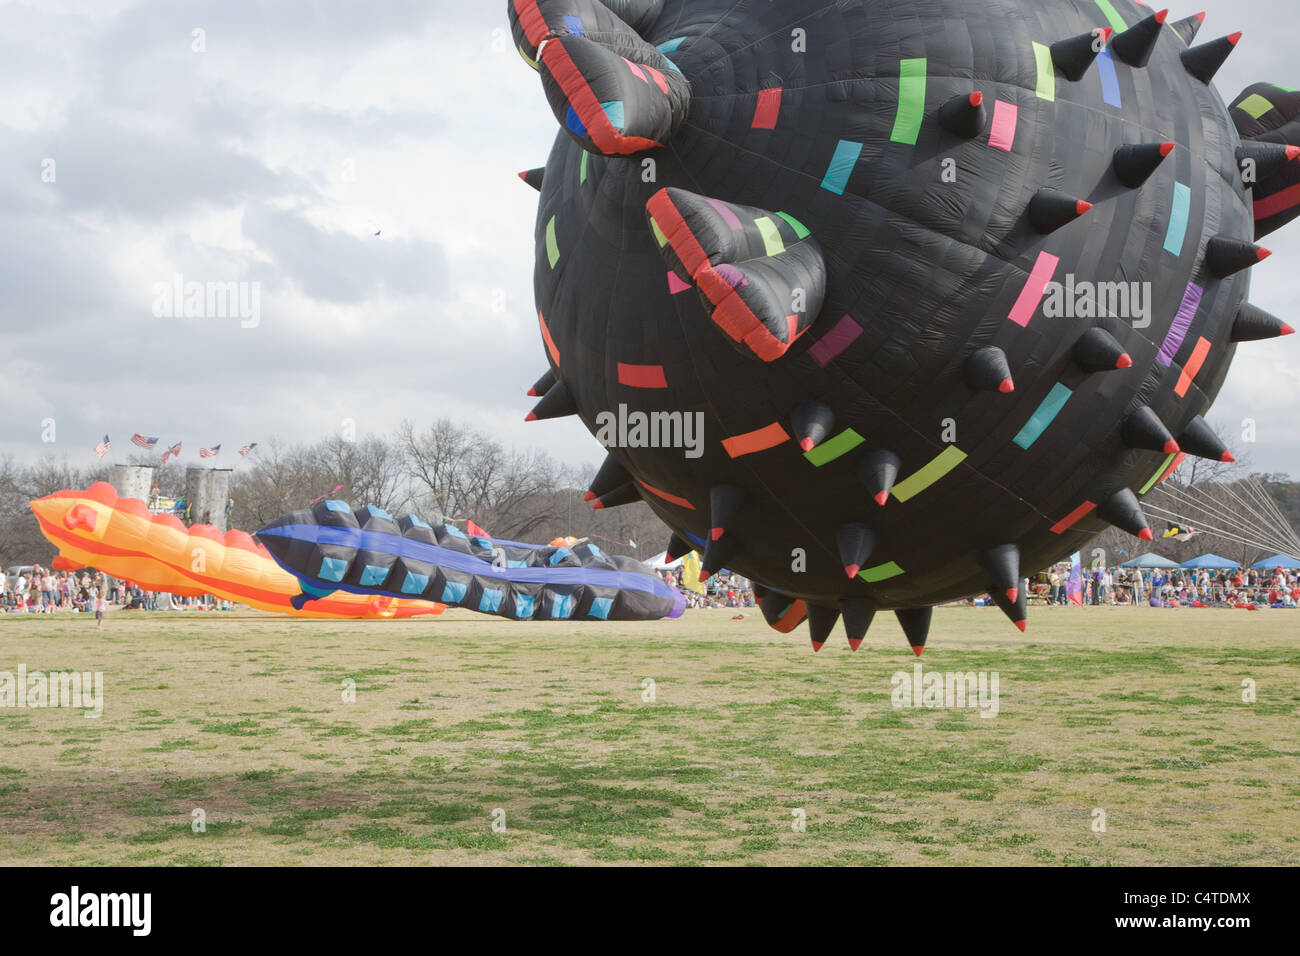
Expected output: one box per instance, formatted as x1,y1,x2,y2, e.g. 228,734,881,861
94,576,107,631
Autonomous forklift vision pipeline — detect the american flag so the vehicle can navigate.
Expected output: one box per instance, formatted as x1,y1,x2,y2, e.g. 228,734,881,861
200,444,221,459
93,435,111,459
162,441,182,464
131,433,159,450
238,442,258,457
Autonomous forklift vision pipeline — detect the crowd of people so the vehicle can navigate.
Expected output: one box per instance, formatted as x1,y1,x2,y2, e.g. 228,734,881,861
652,562,1300,614
660,569,757,610
2,566,112,627
1041,565,1300,609
7,558,1296,621
2,565,229,621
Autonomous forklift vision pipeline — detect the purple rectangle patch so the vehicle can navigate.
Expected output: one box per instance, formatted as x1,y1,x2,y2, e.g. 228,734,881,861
1158,282,1203,367
808,315,864,367
707,198,744,231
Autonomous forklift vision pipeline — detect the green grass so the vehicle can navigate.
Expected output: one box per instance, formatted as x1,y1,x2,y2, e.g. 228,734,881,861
0,606,1296,865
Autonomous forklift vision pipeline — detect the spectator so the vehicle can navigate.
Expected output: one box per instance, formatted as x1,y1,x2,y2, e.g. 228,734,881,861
93,576,107,631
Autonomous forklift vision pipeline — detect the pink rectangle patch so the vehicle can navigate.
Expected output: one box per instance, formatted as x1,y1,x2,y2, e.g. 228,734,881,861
1008,251,1060,327
807,315,864,368
988,100,1018,152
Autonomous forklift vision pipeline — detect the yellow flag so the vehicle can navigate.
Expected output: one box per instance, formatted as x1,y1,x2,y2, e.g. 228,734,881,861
680,551,707,594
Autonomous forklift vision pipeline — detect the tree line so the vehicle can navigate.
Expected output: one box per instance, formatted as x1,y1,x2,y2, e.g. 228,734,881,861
0,419,674,569
3,422,1300,574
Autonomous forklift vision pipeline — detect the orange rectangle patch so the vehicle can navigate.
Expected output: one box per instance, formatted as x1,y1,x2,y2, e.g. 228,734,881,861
1174,337,1211,398
721,422,791,458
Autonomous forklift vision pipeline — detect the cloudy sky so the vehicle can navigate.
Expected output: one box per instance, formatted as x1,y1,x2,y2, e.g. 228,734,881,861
1,0,1298,477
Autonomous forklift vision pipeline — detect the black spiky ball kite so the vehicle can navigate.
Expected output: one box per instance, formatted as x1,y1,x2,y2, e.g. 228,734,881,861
509,0,1300,653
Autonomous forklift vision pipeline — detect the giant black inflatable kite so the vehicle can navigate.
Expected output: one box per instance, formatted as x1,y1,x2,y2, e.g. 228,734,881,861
508,0,1300,652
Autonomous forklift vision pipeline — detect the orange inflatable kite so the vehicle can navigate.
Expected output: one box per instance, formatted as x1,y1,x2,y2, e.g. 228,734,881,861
29,483,445,620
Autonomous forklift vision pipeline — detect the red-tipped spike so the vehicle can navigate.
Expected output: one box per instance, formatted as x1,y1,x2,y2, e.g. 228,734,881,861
699,569,711,583
1115,142,1173,186
528,368,557,398
837,524,877,580
1221,451,1236,463
1227,31,1241,45
1014,620,1028,633
1282,323,1295,336
591,499,604,510
1139,528,1155,541
811,640,825,653
1207,236,1269,277
1112,11,1167,66
1287,146,1300,161
526,380,578,421
791,403,835,454
707,485,744,546
1116,353,1133,369
1195,12,1206,22
1100,27,1114,41
998,378,1015,394
912,646,925,657
1029,189,1094,233
582,490,597,502
859,450,902,507
938,91,987,138
1163,439,1181,455
874,491,889,507
965,346,1015,390
847,638,863,652
1051,28,1114,81
1006,588,1018,604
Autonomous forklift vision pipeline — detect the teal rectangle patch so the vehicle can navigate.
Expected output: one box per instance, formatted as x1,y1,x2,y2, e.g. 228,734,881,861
821,140,863,195
1163,182,1192,256
1013,383,1073,449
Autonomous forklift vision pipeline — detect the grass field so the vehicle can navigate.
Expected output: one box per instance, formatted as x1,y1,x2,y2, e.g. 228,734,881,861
0,605,1296,866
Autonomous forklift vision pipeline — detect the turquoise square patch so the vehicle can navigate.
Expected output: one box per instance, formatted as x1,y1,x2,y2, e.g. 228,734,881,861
319,556,348,582
401,572,429,595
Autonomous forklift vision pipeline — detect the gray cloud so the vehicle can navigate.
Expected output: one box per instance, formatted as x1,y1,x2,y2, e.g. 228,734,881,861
0,0,1298,487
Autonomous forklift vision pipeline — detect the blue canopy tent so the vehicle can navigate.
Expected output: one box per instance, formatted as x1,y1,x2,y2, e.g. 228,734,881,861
1121,553,1181,569
1251,553,1300,570
1180,554,1239,570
